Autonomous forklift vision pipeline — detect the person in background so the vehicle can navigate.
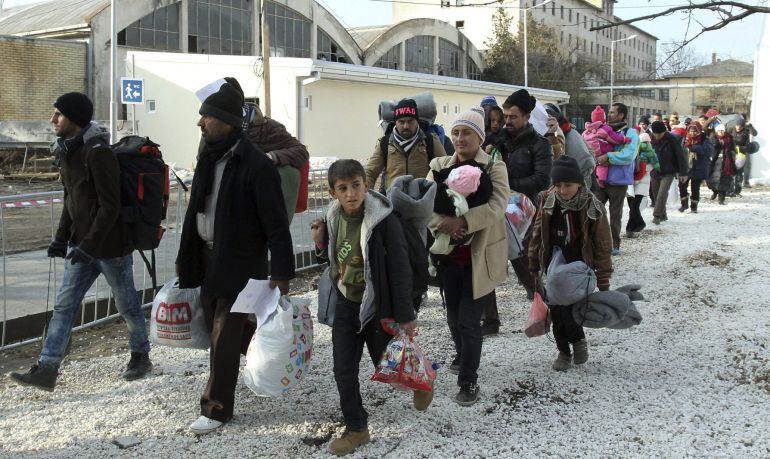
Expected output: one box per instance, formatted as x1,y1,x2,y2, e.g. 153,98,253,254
528,155,613,371
636,115,651,136
730,118,758,194
625,132,659,236
678,123,714,214
708,124,735,205
649,120,688,225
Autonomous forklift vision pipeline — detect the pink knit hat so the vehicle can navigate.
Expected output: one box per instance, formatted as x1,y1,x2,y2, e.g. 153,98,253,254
446,165,482,197
591,105,606,123
639,133,651,142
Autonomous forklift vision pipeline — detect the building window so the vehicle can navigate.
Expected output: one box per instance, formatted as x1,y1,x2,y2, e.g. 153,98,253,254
560,5,563,19
560,30,564,44
317,28,350,63
438,38,462,78
569,9,572,22
659,89,670,101
467,55,480,80
455,20,465,28
187,0,253,55
583,17,587,29
576,12,579,25
551,3,555,15
405,35,434,74
264,1,311,58
374,44,401,70
583,39,586,51
637,89,653,98
119,3,181,51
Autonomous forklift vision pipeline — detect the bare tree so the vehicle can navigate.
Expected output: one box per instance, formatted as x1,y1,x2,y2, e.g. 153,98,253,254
657,43,707,78
589,2,770,75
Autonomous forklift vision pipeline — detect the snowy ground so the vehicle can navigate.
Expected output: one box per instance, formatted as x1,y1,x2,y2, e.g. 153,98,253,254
1,189,769,458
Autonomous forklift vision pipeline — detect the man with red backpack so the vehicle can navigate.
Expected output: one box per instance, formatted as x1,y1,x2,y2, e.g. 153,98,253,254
11,92,152,392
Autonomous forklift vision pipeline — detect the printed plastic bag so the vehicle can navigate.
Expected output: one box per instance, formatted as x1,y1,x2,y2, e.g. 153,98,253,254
735,150,747,169
524,292,551,338
243,296,314,397
150,278,209,349
372,319,437,392
505,193,536,260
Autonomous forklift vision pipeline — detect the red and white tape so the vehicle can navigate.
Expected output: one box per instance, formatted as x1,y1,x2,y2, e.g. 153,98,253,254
1,198,62,209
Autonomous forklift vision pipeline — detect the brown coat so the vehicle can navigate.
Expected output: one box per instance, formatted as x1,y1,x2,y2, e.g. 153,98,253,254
427,149,510,299
528,192,614,290
246,117,309,169
365,132,446,189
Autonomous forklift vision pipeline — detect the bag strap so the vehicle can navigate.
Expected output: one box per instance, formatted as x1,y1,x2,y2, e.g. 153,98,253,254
139,249,159,293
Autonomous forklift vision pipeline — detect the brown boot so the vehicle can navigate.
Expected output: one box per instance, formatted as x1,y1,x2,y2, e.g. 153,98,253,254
413,384,434,411
329,428,370,456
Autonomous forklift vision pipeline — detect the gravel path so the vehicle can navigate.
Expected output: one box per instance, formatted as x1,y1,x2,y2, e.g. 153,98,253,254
2,189,769,458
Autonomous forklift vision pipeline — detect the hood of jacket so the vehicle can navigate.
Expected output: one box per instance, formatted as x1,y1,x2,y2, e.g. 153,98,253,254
584,121,603,132
387,175,437,245
325,190,393,331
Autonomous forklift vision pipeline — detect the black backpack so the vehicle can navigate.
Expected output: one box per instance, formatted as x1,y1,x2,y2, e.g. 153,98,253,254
110,136,170,290
378,121,435,193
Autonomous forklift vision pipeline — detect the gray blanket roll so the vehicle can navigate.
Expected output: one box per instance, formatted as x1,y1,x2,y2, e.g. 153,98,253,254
572,285,643,329
388,175,437,245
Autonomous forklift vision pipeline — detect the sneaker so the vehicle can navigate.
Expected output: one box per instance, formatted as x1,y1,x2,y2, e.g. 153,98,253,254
454,383,480,406
448,355,461,375
552,352,571,371
122,352,153,381
481,320,499,337
189,416,224,435
572,339,588,365
611,248,620,256
10,363,58,392
413,384,434,411
329,428,370,456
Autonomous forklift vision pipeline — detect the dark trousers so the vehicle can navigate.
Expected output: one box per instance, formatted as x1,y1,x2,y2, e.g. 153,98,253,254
332,294,390,432
200,293,255,422
481,291,499,324
550,305,585,355
595,185,626,249
441,264,488,386
648,170,658,205
510,229,536,296
678,177,703,202
625,195,646,233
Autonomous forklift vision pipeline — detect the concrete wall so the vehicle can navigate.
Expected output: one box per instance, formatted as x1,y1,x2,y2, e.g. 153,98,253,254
664,76,753,116
0,36,87,121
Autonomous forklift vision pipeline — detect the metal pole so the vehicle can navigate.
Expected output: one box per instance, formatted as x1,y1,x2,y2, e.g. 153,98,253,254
610,40,615,106
109,0,117,143
523,9,528,88
1,204,6,347
261,3,271,117
132,53,137,135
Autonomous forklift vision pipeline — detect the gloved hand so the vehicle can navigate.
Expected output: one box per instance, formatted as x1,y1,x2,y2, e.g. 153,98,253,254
47,239,68,258
65,246,93,265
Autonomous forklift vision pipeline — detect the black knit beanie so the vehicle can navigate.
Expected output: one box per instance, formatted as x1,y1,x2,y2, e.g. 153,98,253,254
199,82,244,127
550,155,583,184
394,98,418,121
650,120,667,134
54,92,93,128
504,89,537,114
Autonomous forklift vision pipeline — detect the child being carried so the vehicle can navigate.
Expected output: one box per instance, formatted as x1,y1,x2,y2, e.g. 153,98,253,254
583,105,630,186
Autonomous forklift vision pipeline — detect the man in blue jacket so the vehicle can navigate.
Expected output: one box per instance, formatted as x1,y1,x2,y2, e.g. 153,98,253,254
594,103,639,256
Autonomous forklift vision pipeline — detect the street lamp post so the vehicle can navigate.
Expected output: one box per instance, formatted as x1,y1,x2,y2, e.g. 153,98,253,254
109,0,117,143
609,34,637,106
523,0,553,87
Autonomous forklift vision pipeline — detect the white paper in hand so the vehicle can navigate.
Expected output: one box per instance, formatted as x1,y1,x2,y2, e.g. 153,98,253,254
530,101,550,136
231,279,280,327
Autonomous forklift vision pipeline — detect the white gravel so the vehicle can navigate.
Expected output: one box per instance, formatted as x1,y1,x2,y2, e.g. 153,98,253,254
2,189,770,458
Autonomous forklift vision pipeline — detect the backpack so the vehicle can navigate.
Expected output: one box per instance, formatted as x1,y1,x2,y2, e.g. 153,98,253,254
378,121,436,193
392,210,430,313
110,136,170,290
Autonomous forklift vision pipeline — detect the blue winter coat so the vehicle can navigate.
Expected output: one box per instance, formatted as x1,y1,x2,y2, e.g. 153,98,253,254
687,137,714,180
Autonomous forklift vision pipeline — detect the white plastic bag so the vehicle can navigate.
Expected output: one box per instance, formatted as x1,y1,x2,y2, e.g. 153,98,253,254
150,278,209,349
243,296,313,397
666,179,680,206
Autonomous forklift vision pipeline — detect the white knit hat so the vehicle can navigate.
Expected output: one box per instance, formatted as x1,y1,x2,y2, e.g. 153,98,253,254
451,107,486,142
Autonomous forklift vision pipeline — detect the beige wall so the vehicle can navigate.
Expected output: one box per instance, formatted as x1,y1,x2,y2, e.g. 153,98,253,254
0,36,86,121
665,76,753,116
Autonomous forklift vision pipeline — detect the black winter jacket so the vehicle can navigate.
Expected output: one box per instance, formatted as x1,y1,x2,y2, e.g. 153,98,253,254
687,137,714,180
651,132,688,176
176,139,295,300
54,123,129,259
489,124,553,202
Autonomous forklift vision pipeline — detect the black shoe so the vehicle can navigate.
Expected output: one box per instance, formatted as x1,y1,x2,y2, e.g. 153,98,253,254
678,199,688,213
710,192,718,201
448,355,461,375
10,363,58,392
690,202,698,213
122,352,153,381
454,383,480,406
481,321,499,337
652,217,662,225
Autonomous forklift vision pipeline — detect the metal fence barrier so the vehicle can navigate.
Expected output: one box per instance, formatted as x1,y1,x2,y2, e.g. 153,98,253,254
0,168,330,350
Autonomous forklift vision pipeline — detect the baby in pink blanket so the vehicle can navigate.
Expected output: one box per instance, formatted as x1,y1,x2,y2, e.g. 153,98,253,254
583,105,630,185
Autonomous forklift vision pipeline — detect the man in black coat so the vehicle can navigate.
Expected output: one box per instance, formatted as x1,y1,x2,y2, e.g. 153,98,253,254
176,82,295,434
649,121,688,225
484,89,553,335
11,92,152,392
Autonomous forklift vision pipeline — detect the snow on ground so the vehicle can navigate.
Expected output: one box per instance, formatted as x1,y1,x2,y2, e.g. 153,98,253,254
1,190,769,458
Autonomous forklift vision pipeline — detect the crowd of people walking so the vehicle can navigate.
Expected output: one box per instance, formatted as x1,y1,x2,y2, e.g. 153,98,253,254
8,81,759,457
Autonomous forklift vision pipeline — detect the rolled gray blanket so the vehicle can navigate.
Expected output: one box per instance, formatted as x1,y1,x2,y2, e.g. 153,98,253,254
572,288,643,329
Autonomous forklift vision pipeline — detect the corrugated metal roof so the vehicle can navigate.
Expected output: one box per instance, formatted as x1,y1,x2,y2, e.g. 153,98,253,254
0,0,106,35
666,59,754,79
346,25,390,51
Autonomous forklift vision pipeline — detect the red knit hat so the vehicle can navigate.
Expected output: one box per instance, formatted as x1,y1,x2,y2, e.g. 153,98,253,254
591,105,606,123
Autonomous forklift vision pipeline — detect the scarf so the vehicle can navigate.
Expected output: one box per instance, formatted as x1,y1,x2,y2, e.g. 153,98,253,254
543,187,603,243
393,128,422,154
191,129,242,212
684,124,703,148
608,120,628,133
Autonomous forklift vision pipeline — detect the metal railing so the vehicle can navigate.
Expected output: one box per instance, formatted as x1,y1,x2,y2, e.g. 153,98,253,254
0,168,330,350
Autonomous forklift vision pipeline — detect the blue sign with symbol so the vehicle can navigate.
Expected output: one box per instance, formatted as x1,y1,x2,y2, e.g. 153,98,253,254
121,78,144,104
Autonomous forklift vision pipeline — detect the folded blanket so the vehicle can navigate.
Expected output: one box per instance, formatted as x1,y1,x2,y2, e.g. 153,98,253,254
388,175,437,245
572,286,643,329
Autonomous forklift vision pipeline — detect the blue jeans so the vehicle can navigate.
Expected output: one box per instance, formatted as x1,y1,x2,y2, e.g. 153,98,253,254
40,252,150,369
